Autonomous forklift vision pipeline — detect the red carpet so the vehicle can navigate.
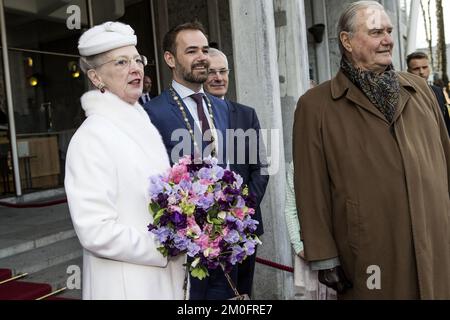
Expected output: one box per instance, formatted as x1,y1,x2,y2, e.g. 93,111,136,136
0,268,75,300
0,269,12,281
0,280,51,300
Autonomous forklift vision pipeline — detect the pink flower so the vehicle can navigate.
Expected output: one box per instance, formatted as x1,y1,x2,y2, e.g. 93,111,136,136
233,208,245,220
169,164,188,184
248,208,255,215
196,234,210,250
199,179,213,186
177,228,187,237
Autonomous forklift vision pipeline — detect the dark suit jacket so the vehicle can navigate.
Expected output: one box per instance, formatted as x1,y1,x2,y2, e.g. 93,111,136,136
139,93,156,106
143,89,230,166
431,85,450,137
226,99,269,236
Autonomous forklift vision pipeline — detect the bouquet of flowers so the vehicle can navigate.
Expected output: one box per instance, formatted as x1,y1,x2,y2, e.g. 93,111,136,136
147,156,261,282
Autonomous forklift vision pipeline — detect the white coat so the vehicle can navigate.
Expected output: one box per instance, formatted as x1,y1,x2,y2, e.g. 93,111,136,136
65,90,186,300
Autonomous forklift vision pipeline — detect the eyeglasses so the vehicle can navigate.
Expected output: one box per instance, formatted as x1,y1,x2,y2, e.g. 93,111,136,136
208,69,230,77
96,55,148,69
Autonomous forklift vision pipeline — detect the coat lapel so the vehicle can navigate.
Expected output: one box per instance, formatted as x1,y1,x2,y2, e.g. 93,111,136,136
332,70,416,125
227,99,238,129
332,70,388,123
392,73,417,123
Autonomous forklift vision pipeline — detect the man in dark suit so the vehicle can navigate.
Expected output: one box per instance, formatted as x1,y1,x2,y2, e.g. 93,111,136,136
139,75,155,106
204,48,269,298
407,51,450,137
143,22,234,300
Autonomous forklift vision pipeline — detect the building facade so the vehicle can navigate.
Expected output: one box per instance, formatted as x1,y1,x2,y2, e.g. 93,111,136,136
0,0,408,299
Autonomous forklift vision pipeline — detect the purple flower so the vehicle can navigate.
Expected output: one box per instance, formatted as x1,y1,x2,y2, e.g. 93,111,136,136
230,246,246,265
243,217,259,233
152,226,171,243
198,167,212,180
224,229,240,244
187,163,204,173
156,193,169,208
148,175,165,196
222,170,236,184
235,196,245,209
147,223,156,232
194,208,207,227
173,234,189,251
187,241,201,257
170,211,187,229
192,181,208,195
196,194,215,210
224,186,240,196
244,193,257,209
244,240,256,256
211,166,224,180
159,212,171,226
234,173,243,189
179,179,192,191
218,198,231,211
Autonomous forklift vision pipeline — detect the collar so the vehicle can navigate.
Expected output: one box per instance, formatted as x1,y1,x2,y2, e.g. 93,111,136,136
331,69,418,100
81,90,169,167
171,80,205,100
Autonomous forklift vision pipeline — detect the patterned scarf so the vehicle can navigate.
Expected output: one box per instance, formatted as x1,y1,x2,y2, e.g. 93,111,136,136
341,57,400,123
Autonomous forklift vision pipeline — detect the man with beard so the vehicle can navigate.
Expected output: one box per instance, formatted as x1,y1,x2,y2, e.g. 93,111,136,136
145,21,228,165
144,22,233,300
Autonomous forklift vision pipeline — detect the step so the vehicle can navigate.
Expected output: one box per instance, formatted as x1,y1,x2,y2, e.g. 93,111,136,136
0,280,52,300
0,219,76,259
26,257,82,294
0,237,82,275
0,268,12,281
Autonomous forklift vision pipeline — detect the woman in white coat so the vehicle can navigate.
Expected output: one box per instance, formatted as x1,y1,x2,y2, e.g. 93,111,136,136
65,21,185,300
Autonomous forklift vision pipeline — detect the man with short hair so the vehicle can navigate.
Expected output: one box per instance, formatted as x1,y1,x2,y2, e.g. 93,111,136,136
143,22,233,300
407,51,450,136
205,48,269,298
293,1,450,299
139,75,154,105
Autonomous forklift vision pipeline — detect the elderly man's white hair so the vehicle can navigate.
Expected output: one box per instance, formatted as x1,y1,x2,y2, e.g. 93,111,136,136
337,1,385,54
208,48,229,69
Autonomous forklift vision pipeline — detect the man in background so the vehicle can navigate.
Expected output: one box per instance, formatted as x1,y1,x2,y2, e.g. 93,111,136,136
139,75,154,106
204,48,269,298
407,51,450,136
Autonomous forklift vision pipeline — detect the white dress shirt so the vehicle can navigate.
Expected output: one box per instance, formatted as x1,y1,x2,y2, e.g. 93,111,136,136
171,80,220,157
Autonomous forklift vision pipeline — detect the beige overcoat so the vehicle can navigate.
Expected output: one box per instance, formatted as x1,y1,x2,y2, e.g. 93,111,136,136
293,71,450,299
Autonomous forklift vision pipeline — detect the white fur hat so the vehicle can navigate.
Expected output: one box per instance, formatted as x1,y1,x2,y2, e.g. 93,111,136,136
78,21,137,56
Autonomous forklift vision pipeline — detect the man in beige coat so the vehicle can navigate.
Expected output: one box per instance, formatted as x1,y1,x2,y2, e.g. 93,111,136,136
293,1,450,299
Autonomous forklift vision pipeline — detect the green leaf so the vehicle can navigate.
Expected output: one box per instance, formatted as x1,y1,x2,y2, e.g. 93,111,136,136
153,208,166,225
157,246,169,257
190,265,209,280
149,202,160,216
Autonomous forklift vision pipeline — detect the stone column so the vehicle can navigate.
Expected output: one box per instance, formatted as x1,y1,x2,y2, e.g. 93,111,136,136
274,0,311,300
311,0,332,83
229,0,290,299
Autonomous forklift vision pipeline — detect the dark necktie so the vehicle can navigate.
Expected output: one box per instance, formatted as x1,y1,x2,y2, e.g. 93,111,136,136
190,93,210,134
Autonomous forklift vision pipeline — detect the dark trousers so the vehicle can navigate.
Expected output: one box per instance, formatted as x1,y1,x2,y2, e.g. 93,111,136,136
189,248,258,300
189,264,238,300
237,247,257,297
